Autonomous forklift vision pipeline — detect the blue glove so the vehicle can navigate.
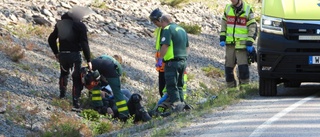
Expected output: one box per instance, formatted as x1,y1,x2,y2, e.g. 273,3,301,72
246,46,254,53
155,58,163,67
158,94,168,105
219,41,226,47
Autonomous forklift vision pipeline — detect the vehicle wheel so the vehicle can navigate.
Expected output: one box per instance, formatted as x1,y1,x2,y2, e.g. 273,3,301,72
259,77,277,96
283,81,301,88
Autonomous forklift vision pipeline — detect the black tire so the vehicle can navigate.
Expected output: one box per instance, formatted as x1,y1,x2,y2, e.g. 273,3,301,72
259,77,277,96
283,81,301,88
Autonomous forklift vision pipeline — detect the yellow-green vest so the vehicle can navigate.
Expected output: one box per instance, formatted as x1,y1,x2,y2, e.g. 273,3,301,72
224,3,252,49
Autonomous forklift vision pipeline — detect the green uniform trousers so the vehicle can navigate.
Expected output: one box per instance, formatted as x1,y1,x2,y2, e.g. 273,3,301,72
164,60,187,103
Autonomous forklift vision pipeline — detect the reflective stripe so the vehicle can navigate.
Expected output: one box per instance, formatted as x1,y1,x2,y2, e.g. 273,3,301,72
118,106,129,112
92,96,102,101
91,90,100,94
226,33,248,38
116,100,127,106
227,24,247,29
220,32,226,36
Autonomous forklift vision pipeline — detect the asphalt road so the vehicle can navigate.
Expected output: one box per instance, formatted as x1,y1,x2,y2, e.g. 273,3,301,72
176,83,320,137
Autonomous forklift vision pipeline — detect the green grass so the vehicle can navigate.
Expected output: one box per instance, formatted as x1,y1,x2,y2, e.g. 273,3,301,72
149,82,259,136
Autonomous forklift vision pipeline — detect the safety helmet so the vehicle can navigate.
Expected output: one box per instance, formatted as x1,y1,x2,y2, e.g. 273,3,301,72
149,8,163,21
80,67,101,90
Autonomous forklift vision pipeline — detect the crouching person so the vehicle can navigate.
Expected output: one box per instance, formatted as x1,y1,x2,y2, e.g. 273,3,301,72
81,64,151,122
99,85,152,122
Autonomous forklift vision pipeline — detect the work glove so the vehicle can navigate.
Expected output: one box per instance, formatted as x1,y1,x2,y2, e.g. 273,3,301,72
158,94,168,105
155,58,163,67
219,41,226,47
246,46,254,53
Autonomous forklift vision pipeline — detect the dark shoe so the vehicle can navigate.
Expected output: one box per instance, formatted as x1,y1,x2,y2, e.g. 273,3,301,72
138,108,152,122
119,113,129,122
59,91,66,99
172,101,185,113
73,97,80,109
71,107,82,112
184,103,193,110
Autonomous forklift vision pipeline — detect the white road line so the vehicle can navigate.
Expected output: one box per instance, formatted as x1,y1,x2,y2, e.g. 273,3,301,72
249,94,316,137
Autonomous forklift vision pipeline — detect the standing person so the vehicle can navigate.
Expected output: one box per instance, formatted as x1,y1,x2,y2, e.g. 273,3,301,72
219,0,257,88
83,54,130,121
149,8,188,99
157,14,189,112
149,8,166,98
48,12,92,109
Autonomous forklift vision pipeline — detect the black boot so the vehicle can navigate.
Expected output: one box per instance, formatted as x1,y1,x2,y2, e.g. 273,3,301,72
59,90,66,99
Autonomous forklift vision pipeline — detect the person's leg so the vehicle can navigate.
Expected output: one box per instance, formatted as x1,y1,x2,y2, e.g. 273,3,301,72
164,61,179,103
120,89,132,101
177,60,186,102
236,49,250,85
225,46,236,88
159,71,166,97
58,54,70,99
107,77,129,121
71,53,83,108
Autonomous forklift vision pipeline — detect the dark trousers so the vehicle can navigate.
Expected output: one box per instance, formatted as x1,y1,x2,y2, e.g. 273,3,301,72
164,60,186,103
58,52,83,106
158,71,166,97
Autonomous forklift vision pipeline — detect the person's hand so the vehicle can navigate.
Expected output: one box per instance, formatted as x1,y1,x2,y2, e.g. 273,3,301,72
87,62,92,71
107,107,114,116
246,46,254,53
219,41,226,47
156,58,163,67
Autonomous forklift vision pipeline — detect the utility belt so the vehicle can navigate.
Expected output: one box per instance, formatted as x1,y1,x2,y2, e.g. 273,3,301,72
164,57,186,63
59,51,80,54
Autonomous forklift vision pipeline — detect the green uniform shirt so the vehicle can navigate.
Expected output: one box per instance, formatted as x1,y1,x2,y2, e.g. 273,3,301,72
160,23,189,61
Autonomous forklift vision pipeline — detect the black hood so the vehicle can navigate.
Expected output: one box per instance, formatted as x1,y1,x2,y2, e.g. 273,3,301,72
61,12,73,20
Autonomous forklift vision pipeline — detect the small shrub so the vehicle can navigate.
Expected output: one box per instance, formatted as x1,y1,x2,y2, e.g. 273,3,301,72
81,109,100,122
91,0,108,10
201,65,224,78
179,22,202,35
160,0,189,7
40,111,92,137
51,98,72,111
93,121,113,135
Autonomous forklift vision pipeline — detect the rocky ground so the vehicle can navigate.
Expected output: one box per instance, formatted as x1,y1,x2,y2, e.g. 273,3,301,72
0,0,259,136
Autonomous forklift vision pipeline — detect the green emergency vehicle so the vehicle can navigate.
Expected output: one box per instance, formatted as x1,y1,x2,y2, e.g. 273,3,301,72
258,0,320,96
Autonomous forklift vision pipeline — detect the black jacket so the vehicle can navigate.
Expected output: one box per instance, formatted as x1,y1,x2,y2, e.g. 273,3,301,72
48,13,91,62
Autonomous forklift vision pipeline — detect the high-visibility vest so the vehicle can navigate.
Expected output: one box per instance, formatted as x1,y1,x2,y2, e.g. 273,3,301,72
223,3,254,49
154,27,165,72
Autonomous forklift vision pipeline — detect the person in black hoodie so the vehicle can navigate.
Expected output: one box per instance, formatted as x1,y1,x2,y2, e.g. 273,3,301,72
48,12,92,110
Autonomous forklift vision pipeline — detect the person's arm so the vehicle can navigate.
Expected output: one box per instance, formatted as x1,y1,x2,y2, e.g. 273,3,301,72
220,5,228,42
246,8,258,45
48,25,59,56
76,22,92,69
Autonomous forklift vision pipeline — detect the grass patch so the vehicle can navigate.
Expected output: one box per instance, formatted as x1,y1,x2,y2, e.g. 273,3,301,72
160,0,189,7
179,22,202,35
4,22,50,39
149,82,259,136
0,35,25,62
51,98,72,111
202,65,224,78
